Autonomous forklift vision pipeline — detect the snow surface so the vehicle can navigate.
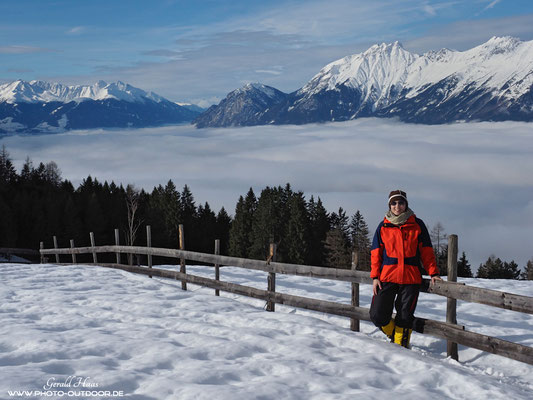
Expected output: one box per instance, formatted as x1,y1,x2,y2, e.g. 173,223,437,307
0,80,166,104
0,263,532,399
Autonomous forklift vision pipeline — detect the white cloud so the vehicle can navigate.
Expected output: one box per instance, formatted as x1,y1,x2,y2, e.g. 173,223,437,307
2,119,532,271
484,0,502,11
67,26,86,35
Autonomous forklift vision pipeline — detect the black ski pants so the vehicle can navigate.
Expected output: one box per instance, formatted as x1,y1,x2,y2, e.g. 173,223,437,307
369,282,420,329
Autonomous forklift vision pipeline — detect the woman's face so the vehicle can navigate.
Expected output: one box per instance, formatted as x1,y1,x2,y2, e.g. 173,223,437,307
390,199,407,216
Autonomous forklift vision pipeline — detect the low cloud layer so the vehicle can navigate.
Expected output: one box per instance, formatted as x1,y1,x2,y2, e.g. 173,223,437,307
2,119,532,271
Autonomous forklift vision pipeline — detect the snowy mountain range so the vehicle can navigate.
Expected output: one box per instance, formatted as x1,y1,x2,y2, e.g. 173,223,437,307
194,36,533,127
0,80,200,134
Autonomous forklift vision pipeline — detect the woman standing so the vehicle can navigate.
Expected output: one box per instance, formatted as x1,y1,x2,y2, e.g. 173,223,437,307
369,190,442,348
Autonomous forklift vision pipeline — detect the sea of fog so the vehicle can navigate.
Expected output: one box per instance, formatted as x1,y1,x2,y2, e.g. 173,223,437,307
1,118,532,271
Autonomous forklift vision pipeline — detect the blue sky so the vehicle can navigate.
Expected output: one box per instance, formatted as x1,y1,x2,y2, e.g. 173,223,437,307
2,0,533,106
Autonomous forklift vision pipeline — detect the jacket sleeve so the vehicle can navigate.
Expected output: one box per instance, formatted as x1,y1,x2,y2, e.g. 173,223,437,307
370,223,384,279
417,218,439,276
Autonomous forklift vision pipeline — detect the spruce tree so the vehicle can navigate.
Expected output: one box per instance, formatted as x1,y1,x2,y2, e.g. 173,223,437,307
457,251,473,278
0,145,17,186
307,196,329,266
250,186,285,261
477,256,520,279
215,207,232,255
325,207,351,269
520,258,533,280
196,202,217,253
229,188,256,258
0,197,17,247
324,228,351,269
285,192,309,264
349,210,371,271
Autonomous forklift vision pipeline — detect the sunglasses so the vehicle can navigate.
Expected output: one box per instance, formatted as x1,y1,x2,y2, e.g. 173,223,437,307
390,200,406,206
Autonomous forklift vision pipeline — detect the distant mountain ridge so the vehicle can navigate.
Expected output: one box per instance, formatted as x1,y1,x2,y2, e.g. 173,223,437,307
0,80,200,134
194,36,533,127
194,83,288,128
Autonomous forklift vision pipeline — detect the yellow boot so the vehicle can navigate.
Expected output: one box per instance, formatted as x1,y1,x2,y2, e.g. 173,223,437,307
393,326,412,348
380,320,395,342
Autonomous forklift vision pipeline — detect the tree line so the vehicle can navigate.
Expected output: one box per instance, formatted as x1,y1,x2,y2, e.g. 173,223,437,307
1,145,531,279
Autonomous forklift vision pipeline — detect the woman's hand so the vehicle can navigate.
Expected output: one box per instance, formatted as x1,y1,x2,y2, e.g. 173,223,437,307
431,275,443,285
372,278,382,296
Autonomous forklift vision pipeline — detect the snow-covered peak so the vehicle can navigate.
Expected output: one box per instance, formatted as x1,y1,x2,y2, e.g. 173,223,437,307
0,80,166,104
236,83,283,99
300,40,418,109
479,36,521,55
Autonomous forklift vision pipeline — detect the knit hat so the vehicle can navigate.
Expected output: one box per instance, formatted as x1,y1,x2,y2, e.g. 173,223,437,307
388,189,408,207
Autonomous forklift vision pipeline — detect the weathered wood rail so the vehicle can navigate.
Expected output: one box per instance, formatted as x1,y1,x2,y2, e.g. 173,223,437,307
40,235,533,366
0,247,40,256
0,247,40,263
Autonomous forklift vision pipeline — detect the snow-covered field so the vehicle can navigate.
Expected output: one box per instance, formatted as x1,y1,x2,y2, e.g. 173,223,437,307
0,263,532,399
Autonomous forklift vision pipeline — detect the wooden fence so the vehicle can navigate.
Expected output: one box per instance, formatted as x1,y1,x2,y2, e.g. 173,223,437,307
38,228,533,366
0,247,40,263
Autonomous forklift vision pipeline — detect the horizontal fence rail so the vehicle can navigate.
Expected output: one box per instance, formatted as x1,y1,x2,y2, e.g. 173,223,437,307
1,247,41,256
41,244,533,315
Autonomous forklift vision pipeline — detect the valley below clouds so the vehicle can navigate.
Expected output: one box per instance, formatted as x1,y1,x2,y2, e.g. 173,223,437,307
2,118,532,271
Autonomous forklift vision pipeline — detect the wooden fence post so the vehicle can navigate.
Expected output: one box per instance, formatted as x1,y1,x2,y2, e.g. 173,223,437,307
114,229,121,264
147,225,152,278
70,240,76,264
53,236,60,264
90,232,98,264
179,224,187,290
351,251,360,332
214,239,220,296
447,234,459,361
266,243,277,312
40,242,44,264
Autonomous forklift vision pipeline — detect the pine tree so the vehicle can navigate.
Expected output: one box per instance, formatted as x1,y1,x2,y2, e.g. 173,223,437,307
19,157,34,184
520,258,533,280
180,184,197,249
0,145,17,186
85,192,106,242
285,192,309,264
457,251,473,278
349,210,371,271
307,196,329,266
0,197,17,247
229,188,256,258
196,201,217,253
324,228,351,269
215,207,232,255
477,255,520,279
325,207,351,269
250,186,285,261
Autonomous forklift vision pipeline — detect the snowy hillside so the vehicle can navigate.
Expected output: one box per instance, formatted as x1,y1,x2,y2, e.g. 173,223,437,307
1,263,531,399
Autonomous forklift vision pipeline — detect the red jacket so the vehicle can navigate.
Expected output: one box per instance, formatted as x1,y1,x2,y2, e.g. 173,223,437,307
370,215,439,284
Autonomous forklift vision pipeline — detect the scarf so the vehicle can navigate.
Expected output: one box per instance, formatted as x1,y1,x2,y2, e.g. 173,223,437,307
385,208,414,226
